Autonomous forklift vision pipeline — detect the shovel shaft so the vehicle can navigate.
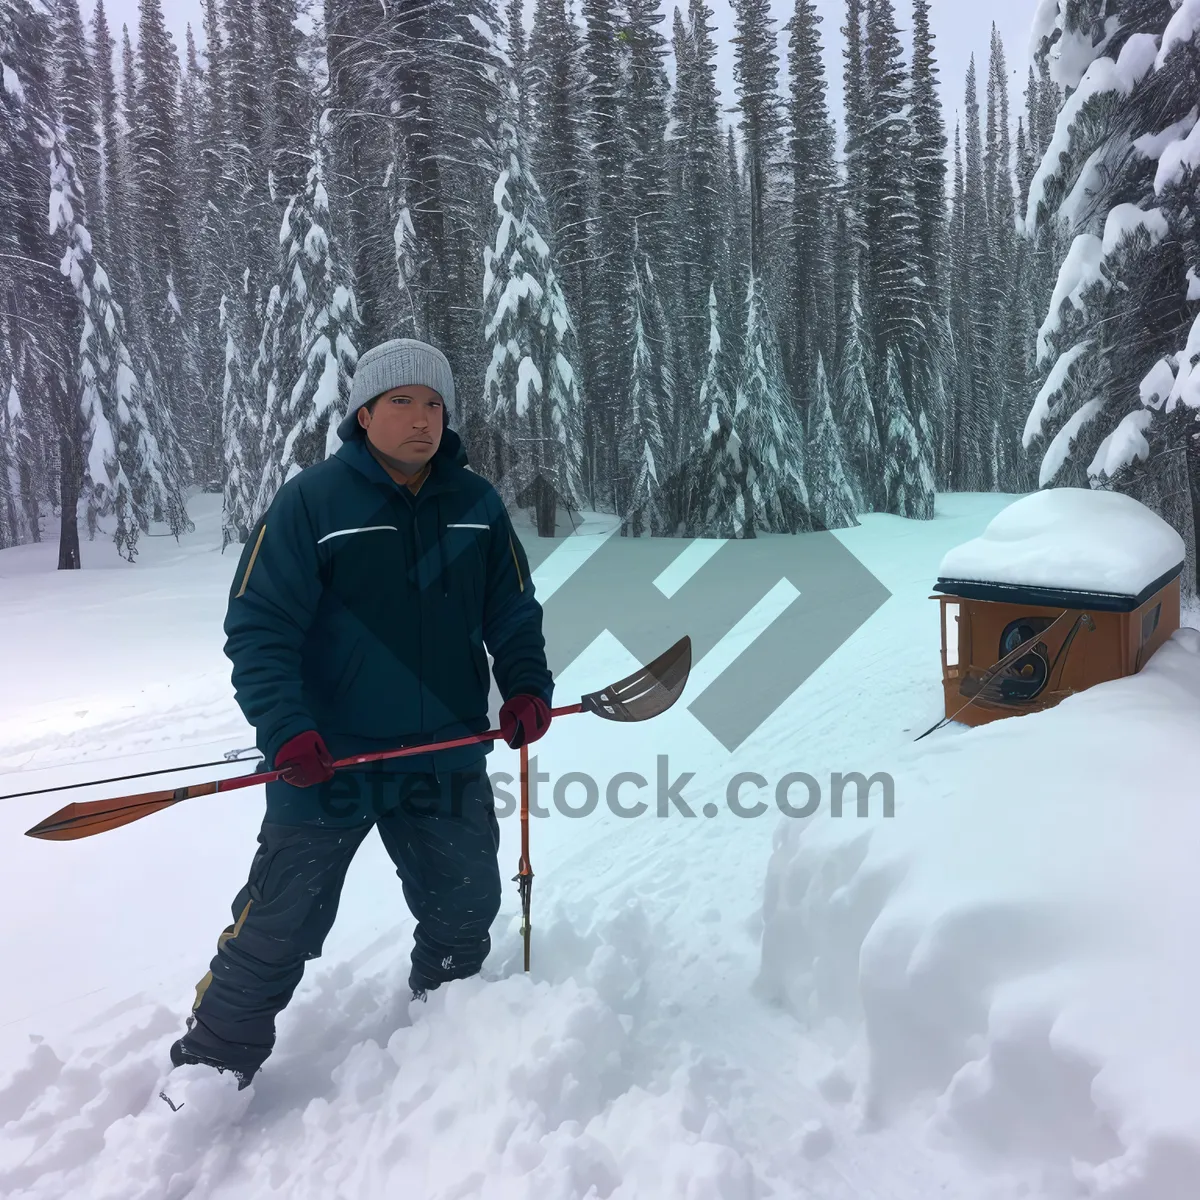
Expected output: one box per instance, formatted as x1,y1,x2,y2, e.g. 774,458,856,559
519,741,532,972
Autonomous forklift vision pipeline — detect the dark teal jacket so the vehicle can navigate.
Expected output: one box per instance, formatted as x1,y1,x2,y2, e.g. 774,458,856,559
223,427,552,774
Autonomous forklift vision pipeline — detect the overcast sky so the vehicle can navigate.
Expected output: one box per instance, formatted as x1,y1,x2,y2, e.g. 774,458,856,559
88,0,1042,155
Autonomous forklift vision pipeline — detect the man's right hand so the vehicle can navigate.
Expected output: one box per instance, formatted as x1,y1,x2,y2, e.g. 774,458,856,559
274,730,335,787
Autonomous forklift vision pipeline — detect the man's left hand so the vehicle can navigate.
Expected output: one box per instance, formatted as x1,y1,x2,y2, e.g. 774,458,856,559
499,695,552,749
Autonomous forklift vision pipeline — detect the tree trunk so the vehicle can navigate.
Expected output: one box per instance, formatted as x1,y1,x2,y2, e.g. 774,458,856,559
534,474,556,538
57,432,82,570
1186,433,1200,603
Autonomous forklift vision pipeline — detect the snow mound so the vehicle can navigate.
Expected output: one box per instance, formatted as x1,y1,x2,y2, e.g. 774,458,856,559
0,906,759,1200
757,627,1200,1200
936,487,1185,597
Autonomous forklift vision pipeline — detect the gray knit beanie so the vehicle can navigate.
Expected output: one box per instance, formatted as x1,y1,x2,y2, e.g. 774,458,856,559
337,338,456,441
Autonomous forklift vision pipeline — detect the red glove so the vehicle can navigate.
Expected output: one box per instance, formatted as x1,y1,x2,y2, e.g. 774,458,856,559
274,730,335,787
499,695,552,749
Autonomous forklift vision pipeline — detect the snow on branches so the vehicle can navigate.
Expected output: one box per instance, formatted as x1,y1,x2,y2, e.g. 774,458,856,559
482,119,585,536
46,121,185,560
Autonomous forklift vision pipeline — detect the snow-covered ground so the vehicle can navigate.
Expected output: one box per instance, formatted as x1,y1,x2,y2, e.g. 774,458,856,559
1,491,1198,1199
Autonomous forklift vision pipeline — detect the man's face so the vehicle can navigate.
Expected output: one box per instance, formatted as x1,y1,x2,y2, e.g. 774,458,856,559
358,383,444,467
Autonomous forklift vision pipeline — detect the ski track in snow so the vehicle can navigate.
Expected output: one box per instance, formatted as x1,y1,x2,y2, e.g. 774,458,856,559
1,491,1196,1199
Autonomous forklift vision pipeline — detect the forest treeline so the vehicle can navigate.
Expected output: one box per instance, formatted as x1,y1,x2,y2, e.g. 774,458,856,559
2,1,1199,598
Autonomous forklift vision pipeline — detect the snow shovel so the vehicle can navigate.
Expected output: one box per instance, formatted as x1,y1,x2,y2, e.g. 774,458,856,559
21,635,692,843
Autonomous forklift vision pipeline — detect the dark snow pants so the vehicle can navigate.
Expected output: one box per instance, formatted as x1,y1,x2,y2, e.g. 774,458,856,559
180,758,500,1075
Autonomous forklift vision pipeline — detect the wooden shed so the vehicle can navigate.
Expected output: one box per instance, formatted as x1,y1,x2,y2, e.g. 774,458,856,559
931,488,1186,727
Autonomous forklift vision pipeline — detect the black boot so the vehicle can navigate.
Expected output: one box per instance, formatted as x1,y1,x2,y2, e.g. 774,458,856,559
170,1026,257,1090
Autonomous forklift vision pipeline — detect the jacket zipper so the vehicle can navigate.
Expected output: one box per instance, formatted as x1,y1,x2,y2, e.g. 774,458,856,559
409,494,425,733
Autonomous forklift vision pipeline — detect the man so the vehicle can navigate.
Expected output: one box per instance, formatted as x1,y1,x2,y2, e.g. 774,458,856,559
169,338,553,1089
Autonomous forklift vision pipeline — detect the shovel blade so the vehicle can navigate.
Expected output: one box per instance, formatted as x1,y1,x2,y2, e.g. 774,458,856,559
580,635,691,722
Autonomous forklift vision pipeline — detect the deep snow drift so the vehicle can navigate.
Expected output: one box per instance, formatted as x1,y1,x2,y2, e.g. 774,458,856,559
1,490,1197,1200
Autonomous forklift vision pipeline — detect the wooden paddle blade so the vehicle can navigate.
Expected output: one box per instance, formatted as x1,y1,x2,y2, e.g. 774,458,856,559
580,635,692,722
25,781,218,841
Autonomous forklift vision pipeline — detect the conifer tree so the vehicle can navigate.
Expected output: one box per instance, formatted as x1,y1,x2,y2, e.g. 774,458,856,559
528,0,593,496
581,0,633,509
621,227,670,536
734,275,810,533
1025,2,1200,593
840,0,869,283
47,121,188,560
909,0,947,445
958,55,991,492
881,348,935,518
784,0,837,396
807,354,859,528
53,0,100,240
730,0,784,284
91,0,131,292
835,278,881,511
861,0,921,393
130,0,202,478
482,64,586,536
255,144,361,512
261,0,310,201
689,285,745,536
0,374,39,548
680,0,725,355
723,126,751,359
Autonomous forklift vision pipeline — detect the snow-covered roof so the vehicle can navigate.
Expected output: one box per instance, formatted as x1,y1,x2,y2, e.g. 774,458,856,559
936,488,1185,606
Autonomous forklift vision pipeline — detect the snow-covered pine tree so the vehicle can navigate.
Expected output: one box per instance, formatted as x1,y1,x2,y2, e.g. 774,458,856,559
982,24,1018,492
130,0,202,485
730,0,784,284
834,277,880,512
1024,2,1200,596
0,372,39,548
881,347,935,519
183,0,228,484
806,354,859,529
263,143,361,506
861,0,922,399
783,0,837,398
253,138,361,514
581,0,634,511
198,0,267,542
676,0,724,371
46,121,189,560
53,0,101,247
909,0,947,465
223,0,267,281
120,21,136,142
723,126,751,362
179,25,205,276
955,55,992,493
618,4,681,525
220,279,258,549
261,0,310,202
0,0,55,551
383,0,452,352
91,0,133,313
620,227,670,536
507,0,528,124
728,0,808,534
528,0,594,499
689,284,745,536
840,0,869,291
482,45,586,537
734,273,810,533
429,0,523,458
